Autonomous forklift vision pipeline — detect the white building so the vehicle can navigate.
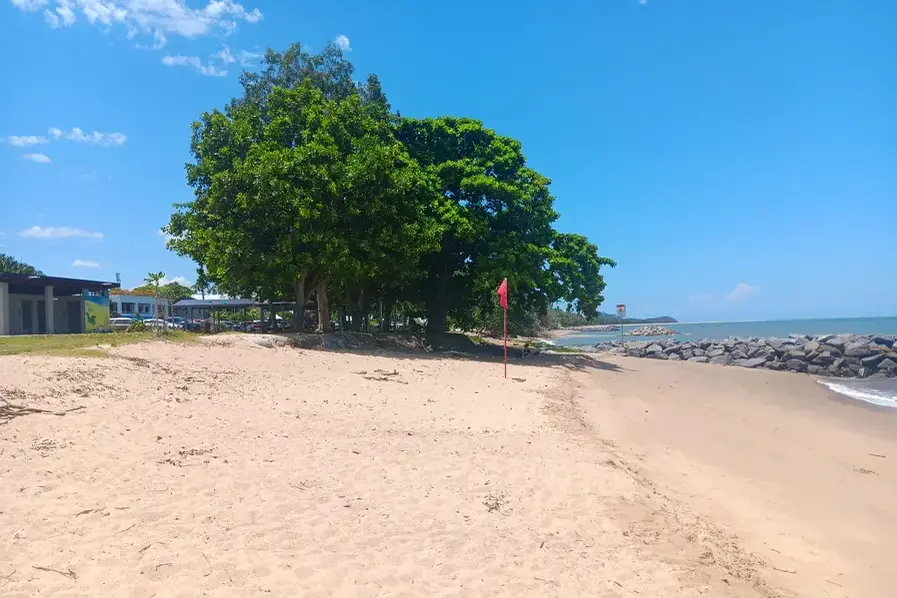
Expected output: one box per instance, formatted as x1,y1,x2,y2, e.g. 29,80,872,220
109,293,169,319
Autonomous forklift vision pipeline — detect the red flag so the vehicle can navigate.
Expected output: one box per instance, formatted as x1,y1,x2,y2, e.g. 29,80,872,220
497,278,508,310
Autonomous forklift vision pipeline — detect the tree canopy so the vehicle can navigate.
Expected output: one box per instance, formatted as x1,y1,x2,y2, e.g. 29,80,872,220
165,42,614,336
0,254,43,276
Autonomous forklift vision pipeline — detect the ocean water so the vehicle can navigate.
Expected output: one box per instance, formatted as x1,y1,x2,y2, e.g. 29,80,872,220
553,317,897,408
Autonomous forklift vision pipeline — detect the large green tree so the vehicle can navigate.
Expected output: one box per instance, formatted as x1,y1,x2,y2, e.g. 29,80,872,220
394,117,558,335
0,254,43,276
166,43,438,332
165,42,614,338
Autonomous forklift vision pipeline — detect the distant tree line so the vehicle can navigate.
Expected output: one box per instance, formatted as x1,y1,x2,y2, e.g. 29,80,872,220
164,42,616,337
0,254,43,276
544,308,677,329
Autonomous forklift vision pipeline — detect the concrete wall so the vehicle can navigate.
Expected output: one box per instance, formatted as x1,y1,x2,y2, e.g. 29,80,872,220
5,294,81,335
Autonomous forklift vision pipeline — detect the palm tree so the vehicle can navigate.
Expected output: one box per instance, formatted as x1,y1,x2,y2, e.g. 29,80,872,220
144,272,165,334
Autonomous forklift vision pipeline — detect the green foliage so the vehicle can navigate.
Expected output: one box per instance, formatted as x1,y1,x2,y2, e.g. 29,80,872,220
167,44,438,332
0,253,43,276
165,42,616,338
127,319,147,333
131,281,193,302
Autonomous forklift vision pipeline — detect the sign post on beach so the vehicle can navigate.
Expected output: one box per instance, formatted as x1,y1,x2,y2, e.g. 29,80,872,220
497,278,509,379
617,304,626,340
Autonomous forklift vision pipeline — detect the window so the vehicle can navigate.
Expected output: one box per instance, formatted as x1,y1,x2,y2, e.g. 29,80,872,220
122,302,135,314
138,303,151,314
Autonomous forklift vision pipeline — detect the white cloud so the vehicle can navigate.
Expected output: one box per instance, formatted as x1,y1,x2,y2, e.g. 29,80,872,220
727,282,759,301
335,34,350,51
13,0,263,43
161,54,227,76
136,29,167,49
211,45,259,69
688,282,760,309
214,45,235,63
72,259,102,268
9,129,125,147
19,226,103,240
51,127,127,146
23,153,52,163
6,135,49,146
11,0,47,10
237,49,262,66
43,0,76,27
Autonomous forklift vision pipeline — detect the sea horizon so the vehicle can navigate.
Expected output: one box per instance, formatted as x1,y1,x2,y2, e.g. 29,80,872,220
609,315,897,327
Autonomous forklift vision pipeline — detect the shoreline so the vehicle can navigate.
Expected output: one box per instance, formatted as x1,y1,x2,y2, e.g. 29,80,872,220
576,355,897,598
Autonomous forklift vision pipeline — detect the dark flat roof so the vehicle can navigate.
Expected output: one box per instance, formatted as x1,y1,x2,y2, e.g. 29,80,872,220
173,298,255,308
0,272,119,291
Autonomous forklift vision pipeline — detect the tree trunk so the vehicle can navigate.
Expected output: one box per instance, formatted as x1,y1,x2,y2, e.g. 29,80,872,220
316,281,332,333
426,238,452,337
381,301,394,332
293,277,305,332
269,303,276,332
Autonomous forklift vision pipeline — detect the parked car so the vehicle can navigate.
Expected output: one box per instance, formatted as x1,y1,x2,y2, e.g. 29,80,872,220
110,317,134,331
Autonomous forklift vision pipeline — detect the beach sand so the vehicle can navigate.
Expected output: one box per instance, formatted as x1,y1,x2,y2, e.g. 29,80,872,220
1,337,894,596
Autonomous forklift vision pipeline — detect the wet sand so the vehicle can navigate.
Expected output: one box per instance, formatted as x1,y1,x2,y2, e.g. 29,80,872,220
575,356,897,598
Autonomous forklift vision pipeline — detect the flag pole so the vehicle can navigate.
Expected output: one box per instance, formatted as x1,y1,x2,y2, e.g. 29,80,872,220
497,277,509,379
503,306,508,379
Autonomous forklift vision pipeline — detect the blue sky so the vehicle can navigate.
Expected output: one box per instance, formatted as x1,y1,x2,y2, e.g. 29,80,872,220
1,0,895,321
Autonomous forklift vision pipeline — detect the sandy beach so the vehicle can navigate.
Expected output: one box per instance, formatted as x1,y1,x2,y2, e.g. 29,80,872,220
2,337,895,597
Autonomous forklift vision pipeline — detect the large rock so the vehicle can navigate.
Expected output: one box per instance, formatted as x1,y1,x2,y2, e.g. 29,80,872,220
710,354,732,366
804,340,821,354
873,336,895,349
844,357,863,372
767,339,787,353
645,343,664,355
827,335,853,349
807,365,826,376
845,342,873,358
668,352,682,361
878,358,897,372
811,351,835,366
707,347,726,358
861,354,885,367
730,349,748,361
785,359,808,372
624,325,678,337
734,357,767,369
688,356,710,363
692,347,706,357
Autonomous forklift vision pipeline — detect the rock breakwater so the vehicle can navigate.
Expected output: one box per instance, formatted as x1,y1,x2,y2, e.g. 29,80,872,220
624,325,677,337
594,333,897,379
